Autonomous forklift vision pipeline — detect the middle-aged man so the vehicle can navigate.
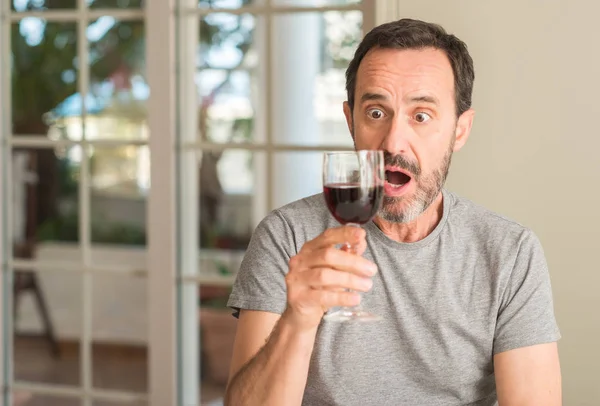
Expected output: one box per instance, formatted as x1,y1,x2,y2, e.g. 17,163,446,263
224,18,562,406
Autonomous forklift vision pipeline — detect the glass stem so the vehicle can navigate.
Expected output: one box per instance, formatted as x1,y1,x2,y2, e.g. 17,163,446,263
344,222,361,252
344,222,362,310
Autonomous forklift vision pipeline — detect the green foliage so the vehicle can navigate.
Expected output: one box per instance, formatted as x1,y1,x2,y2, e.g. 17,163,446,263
56,156,78,197
11,0,255,130
11,2,145,131
199,11,254,69
88,0,144,8
11,22,78,128
37,211,147,245
36,212,79,242
11,0,361,248
11,0,144,11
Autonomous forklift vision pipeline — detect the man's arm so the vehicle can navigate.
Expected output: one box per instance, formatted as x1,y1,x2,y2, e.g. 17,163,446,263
224,309,318,406
494,342,562,406
493,229,562,405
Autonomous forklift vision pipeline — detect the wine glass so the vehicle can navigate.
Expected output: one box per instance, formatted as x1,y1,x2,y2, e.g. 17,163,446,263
322,150,384,322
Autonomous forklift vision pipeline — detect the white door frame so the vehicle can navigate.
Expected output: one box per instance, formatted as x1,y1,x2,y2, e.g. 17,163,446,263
146,0,180,405
0,0,10,402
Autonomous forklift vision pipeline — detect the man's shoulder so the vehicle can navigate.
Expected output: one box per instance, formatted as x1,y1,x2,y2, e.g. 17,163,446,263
446,189,537,243
258,193,332,236
270,193,330,223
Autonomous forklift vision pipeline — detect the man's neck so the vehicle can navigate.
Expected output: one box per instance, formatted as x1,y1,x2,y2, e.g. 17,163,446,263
373,192,444,243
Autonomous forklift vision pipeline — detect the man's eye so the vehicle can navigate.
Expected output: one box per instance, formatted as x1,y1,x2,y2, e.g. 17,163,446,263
414,112,431,123
367,109,385,119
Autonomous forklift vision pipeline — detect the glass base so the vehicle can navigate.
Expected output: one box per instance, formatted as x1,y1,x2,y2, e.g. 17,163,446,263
323,308,382,322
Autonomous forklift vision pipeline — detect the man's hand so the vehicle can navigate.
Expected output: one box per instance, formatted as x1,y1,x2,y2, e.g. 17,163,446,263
284,225,378,331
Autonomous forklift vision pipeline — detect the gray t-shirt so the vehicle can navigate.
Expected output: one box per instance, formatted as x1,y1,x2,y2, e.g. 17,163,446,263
227,189,561,405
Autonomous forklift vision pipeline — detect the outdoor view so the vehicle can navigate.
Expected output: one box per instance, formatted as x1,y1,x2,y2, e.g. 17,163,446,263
12,1,362,251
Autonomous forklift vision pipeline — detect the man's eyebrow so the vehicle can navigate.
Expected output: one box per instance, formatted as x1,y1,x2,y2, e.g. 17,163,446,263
359,92,389,103
359,93,440,105
407,95,439,105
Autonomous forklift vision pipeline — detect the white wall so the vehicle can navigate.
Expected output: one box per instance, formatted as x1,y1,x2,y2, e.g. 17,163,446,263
382,1,599,404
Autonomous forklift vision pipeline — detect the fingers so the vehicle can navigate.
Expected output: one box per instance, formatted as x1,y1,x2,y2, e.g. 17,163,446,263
300,247,377,277
302,226,366,253
307,288,361,309
301,268,373,292
339,237,368,256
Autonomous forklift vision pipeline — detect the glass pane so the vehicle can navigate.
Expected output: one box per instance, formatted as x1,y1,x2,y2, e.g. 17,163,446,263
88,0,144,8
88,19,147,140
198,149,261,254
198,0,259,10
11,146,81,253
197,14,265,143
89,145,148,248
12,393,79,406
272,151,324,209
11,0,76,11
12,21,79,139
92,275,147,392
14,271,83,387
272,12,362,146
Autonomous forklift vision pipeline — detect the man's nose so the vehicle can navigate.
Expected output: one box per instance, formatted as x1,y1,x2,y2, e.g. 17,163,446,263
379,116,411,155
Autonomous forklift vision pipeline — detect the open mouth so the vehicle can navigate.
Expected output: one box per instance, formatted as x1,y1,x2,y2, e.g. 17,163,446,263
385,169,412,188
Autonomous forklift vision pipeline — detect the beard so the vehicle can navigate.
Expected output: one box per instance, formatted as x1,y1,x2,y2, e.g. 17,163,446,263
378,137,455,224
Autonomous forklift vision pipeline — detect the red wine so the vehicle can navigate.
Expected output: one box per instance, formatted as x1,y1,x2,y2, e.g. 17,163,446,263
323,183,384,225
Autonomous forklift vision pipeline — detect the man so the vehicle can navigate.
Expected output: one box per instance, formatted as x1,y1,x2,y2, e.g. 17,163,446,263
224,18,562,405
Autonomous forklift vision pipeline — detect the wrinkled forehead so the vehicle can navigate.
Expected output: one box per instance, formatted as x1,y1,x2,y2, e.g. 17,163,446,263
355,47,456,107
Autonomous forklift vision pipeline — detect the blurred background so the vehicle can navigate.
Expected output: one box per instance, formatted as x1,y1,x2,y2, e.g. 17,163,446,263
0,0,598,405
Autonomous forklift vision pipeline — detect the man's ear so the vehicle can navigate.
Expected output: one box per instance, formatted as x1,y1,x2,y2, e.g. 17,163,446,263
343,101,354,138
453,108,475,152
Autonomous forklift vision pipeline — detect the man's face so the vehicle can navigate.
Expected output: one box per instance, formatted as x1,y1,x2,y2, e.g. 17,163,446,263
343,47,474,223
